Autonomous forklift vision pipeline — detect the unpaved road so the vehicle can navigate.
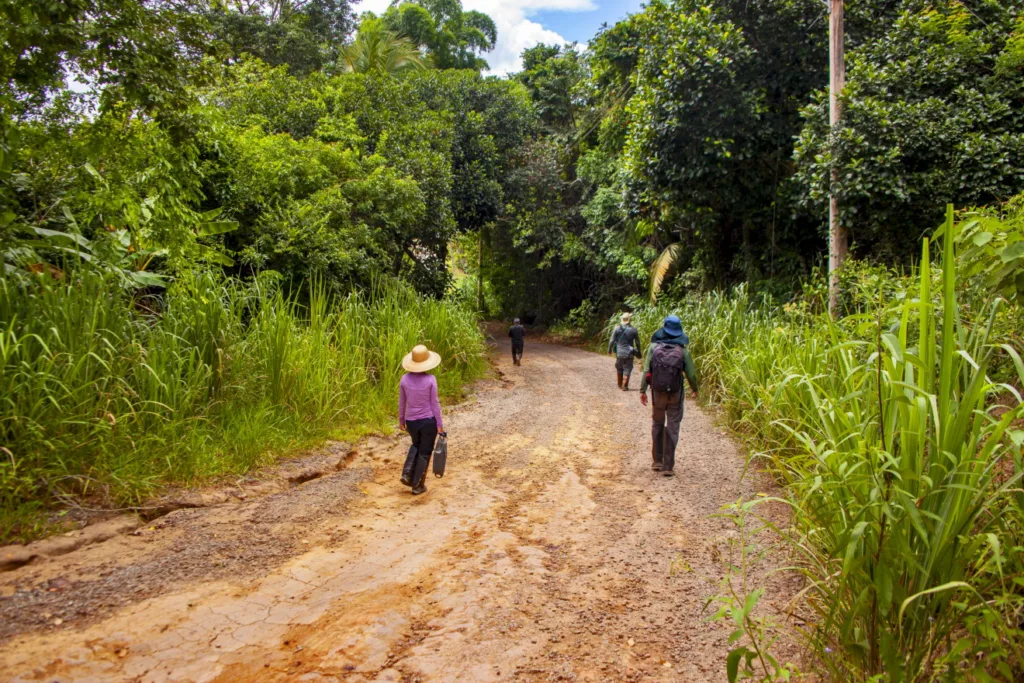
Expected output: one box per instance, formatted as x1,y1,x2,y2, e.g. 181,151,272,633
0,337,799,682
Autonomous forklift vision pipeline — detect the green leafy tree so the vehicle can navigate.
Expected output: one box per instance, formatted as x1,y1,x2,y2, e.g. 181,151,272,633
381,0,496,71
1,0,217,269
1,0,211,116
484,43,648,320
406,70,534,232
624,0,827,293
192,63,536,296
794,0,1024,262
206,0,355,75
517,44,586,139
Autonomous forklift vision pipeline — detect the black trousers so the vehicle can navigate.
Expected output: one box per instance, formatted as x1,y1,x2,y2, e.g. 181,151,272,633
402,417,438,484
511,342,524,363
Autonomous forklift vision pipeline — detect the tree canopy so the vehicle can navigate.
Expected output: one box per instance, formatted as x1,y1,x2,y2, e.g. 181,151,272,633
207,0,356,75
381,0,497,71
476,0,1024,318
3,0,1024,317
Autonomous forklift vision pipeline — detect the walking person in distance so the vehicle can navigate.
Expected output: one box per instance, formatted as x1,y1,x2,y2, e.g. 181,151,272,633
639,315,699,477
509,318,526,366
608,312,642,390
399,344,446,495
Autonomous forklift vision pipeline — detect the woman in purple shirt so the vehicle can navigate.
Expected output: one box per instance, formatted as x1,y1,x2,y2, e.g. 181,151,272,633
399,344,446,494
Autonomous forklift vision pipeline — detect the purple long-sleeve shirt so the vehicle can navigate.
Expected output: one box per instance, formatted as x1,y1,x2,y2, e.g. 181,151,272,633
398,372,444,430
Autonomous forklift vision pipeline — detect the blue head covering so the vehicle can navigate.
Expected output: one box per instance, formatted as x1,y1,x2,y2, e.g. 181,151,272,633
662,315,683,336
652,315,689,345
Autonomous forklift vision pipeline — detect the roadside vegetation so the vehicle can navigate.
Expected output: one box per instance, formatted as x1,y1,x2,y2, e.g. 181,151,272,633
2,0,513,541
618,205,1024,680
0,272,485,542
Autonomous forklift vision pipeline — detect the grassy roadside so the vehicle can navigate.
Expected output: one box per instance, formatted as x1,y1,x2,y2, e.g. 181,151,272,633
0,272,488,544
613,213,1024,679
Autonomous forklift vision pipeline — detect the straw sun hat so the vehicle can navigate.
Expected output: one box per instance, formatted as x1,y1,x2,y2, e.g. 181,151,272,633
402,344,442,373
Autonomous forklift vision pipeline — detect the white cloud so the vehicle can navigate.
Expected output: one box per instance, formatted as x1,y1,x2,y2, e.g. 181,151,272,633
353,0,392,15
353,0,593,75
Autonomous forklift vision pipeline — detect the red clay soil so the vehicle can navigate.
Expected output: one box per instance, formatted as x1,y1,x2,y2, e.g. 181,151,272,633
0,336,801,682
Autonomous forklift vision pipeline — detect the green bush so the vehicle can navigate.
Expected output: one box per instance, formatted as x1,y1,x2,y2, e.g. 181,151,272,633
0,270,485,542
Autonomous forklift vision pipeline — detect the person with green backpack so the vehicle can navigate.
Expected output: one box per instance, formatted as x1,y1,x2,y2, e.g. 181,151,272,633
639,315,699,477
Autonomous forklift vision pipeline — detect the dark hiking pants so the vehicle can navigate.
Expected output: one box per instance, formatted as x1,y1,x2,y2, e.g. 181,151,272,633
512,342,524,363
651,390,683,471
403,417,438,485
615,355,634,378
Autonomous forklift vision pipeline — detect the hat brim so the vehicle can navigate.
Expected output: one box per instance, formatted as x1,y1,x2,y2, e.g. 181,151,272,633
402,350,441,373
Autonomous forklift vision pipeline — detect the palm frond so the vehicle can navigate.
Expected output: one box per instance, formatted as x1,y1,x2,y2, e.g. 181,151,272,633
649,242,682,302
340,24,427,75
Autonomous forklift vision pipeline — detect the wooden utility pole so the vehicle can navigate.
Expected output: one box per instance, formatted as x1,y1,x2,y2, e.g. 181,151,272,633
828,0,848,317
477,226,484,313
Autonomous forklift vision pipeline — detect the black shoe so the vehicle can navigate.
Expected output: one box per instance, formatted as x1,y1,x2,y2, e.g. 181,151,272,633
411,483,427,495
652,462,662,471
662,470,674,477
401,475,413,487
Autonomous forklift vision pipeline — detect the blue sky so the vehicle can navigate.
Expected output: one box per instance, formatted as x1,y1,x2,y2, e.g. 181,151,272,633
354,0,646,74
532,0,644,46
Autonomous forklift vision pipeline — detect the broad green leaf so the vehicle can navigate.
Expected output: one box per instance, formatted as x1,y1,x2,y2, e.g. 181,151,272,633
32,227,93,249
129,271,169,288
197,220,238,237
971,231,993,246
1000,240,1024,262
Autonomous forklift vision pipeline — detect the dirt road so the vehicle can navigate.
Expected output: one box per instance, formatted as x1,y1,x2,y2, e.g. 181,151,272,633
0,336,799,682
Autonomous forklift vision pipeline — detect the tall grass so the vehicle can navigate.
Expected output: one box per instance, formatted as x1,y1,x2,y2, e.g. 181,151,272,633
621,209,1024,680
0,271,486,542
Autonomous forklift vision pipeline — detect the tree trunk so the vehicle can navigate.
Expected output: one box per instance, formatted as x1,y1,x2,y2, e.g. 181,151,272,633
828,0,848,317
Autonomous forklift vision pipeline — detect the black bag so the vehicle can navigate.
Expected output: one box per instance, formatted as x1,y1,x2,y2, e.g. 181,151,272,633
651,344,686,394
432,433,448,477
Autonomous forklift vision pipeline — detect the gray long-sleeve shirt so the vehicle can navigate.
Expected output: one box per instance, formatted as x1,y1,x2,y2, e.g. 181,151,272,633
608,324,641,358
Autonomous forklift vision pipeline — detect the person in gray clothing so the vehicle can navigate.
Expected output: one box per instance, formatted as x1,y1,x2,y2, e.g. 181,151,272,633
608,312,642,391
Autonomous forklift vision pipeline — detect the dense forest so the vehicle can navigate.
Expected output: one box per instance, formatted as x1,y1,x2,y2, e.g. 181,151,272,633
496,0,1024,320
3,0,1024,680
4,0,1024,314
